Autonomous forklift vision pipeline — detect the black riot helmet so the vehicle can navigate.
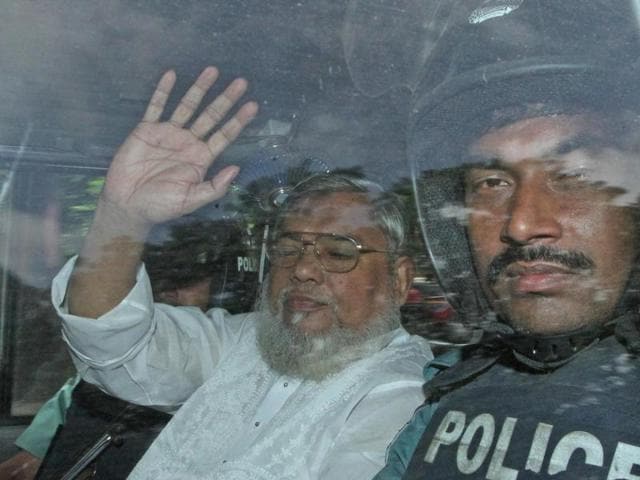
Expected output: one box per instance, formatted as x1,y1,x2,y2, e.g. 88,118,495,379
143,216,259,313
408,0,640,366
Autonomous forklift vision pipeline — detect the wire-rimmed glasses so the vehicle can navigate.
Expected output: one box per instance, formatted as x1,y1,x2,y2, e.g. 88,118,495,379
267,231,392,273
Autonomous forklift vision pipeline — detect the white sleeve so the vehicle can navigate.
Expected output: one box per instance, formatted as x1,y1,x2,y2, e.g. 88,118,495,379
51,256,252,411
318,380,425,480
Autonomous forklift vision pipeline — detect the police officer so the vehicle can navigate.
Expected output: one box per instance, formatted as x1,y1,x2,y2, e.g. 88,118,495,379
376,1,640,478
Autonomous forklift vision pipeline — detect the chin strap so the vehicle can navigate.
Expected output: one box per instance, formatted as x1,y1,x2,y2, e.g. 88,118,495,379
491,310,640,371
503,328,610,370
419,311,640,402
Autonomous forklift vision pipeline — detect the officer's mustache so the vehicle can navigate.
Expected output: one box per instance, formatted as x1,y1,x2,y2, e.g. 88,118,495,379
487,245,595,286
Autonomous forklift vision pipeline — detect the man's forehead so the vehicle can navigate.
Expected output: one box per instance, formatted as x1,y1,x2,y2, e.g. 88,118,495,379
281,192,377,232
468,114,602,161
462,113,640,207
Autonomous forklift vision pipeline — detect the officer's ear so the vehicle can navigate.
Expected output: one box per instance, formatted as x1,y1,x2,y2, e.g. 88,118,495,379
393,256,415,305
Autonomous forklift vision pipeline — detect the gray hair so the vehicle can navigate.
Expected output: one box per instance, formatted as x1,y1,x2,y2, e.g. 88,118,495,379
274,173,408,255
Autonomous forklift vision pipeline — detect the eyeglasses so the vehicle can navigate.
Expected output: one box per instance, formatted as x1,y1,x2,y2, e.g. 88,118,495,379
266,232,392,273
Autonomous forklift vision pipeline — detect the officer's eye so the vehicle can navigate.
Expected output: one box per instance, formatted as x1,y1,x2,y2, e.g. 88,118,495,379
557,170,587,181
484,178,508,187
552,168,595,191
470,176,511,192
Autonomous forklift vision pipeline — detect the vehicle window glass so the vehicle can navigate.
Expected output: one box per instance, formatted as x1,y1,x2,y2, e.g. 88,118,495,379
4,2,632,474
0,3,457,429
0,161,104,416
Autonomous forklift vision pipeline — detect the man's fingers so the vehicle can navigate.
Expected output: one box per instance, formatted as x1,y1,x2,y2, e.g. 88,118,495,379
207,101,259,158
190,78,250,139
186,166,240,211
169,67,219,128
142,70,177,122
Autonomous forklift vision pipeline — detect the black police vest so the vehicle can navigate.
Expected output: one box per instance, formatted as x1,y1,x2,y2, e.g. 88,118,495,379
404,336,640,479
36,380,170,479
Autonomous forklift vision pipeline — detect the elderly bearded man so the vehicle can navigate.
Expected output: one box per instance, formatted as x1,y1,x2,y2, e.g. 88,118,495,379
51,67,432,480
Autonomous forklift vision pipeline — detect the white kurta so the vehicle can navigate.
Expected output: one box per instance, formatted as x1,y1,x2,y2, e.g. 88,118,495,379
52,258,433,479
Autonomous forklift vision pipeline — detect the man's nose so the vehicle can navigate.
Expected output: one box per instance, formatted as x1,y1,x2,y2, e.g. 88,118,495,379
501,176,562,246
290,244,325,282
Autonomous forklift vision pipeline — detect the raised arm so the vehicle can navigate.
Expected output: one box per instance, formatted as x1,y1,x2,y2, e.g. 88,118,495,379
68,67,258,318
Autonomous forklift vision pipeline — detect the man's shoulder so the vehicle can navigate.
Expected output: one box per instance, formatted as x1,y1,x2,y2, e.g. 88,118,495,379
385,329,433,360
364,329,434,385
203,308,260,341
204,307,257,323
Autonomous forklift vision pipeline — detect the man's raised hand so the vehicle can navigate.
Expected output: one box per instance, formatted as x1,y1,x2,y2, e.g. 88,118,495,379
102,67,258,227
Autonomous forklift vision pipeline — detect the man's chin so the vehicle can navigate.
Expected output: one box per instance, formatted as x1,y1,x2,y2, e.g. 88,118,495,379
498,305,597,337
257,308,398,381
284,310,334,335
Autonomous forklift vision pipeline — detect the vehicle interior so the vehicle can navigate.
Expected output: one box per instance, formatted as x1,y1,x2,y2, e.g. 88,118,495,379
0,0,468,476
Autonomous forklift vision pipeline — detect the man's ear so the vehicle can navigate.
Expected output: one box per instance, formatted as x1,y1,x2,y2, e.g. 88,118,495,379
393,256,415,304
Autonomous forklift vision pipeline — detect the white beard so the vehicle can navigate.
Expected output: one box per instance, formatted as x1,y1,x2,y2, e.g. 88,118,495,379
255,279,401,381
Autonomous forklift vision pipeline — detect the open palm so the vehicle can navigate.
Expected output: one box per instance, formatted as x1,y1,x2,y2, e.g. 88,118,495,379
102,67,258,225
